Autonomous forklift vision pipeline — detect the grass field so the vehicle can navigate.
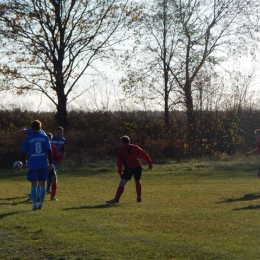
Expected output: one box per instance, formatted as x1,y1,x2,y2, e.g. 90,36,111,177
1,157,260,260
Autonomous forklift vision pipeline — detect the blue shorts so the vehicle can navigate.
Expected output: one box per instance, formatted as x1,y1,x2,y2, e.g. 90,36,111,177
27,169,48,181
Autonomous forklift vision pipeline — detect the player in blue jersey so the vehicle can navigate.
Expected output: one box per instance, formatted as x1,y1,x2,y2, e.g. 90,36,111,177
21,128,47,136
21,120,54,210
21,126,47,202
51,126,66,160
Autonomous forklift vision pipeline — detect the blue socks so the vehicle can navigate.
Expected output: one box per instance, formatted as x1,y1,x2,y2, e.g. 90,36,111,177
39,186,46,208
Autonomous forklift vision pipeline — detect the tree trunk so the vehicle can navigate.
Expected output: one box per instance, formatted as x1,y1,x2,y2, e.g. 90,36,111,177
184,81,196,155
55,86,69,128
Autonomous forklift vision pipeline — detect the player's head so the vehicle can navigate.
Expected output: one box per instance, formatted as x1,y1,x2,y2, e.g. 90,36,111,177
31,120,42,132
55,126,64,136
120,135,130,144
47,132,53,141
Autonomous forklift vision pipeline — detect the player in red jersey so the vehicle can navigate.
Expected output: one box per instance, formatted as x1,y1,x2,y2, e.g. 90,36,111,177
107,135,153,204
247,129,260,177
46,133,63,201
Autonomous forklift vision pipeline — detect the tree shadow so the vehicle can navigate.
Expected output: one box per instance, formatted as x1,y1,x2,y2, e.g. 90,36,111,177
63,203,118,210
216,193,260,204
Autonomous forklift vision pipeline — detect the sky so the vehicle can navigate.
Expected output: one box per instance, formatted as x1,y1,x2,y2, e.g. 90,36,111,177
2,55,260,113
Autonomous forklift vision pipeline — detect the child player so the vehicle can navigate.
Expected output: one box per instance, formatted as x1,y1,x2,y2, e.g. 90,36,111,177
21,125,47,202
51,126,66,159
47,133,62,201
107,135,153,204
21,120,54,210
46,126,66,193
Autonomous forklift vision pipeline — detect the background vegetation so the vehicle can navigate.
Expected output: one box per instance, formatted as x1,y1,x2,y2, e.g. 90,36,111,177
1,108,259,168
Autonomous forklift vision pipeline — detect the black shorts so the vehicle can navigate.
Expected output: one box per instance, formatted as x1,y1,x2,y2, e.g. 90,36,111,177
121,167,142,181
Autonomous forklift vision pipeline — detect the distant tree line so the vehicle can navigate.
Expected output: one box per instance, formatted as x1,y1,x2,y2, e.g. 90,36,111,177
0,109,259,168
0,0,259,133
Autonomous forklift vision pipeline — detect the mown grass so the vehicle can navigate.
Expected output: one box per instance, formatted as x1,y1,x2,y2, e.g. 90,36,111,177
1,156,260,260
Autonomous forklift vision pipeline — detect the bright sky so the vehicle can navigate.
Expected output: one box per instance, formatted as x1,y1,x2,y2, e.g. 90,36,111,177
2,57,260,112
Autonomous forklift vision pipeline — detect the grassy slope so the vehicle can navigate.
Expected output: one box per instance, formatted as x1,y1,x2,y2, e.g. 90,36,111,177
1,157,260,260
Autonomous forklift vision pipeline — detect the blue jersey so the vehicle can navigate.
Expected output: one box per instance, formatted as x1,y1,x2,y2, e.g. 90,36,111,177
51,136,66,153
26,129,46,136
21,132,51,170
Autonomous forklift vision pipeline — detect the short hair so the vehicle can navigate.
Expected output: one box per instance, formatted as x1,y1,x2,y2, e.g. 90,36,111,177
56,126,64,131
31,120,42,131
120,135,130,144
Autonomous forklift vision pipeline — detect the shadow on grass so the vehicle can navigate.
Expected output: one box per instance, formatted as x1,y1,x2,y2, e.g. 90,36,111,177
233,205,260,210
0,195,31,206
63,204,118,210
0,211,24,219
216,193,260,203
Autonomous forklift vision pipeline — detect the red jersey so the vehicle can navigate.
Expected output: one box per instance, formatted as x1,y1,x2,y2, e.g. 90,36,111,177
51,144,62,163
117,144,152,174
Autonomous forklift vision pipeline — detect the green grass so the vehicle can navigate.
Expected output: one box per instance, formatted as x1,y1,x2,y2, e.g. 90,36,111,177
1,157,260,259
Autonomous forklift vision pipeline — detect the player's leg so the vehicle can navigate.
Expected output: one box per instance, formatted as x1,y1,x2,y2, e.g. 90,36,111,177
38,180,46,209
107,170,132,204
30,180,38,210
46,172,52,194
134,167,142,202
27,170,38,210
114,179,128,202
50,169,58,201
38,169,48,209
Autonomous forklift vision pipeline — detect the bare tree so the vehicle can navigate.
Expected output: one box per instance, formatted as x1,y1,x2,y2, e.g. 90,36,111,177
121,0,260,135
0,0,138,127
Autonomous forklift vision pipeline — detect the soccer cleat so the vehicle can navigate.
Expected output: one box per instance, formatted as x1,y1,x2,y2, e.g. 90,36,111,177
32,206,38,211
106,199,119,204
137,198,142,203
51,197,58,201
46,190,51,194
38,206,42,210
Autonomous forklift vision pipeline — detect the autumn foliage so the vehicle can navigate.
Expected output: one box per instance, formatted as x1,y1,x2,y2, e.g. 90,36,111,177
0,109,259,168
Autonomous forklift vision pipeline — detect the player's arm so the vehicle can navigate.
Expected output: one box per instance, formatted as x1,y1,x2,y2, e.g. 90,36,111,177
48,149,54,170
21,153,27,168
137,147,153,169
60,145,66,159
52,145,62,162
116,155,123,176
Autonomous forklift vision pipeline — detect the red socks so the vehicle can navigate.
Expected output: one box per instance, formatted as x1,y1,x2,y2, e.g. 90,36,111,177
135,182,142,200
51,183,57,198
115,186,124,201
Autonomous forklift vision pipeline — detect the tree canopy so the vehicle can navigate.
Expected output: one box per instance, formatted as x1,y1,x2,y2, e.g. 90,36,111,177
0,0,138,127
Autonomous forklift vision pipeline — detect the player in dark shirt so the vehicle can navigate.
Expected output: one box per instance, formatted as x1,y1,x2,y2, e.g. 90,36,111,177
107,135,153,204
